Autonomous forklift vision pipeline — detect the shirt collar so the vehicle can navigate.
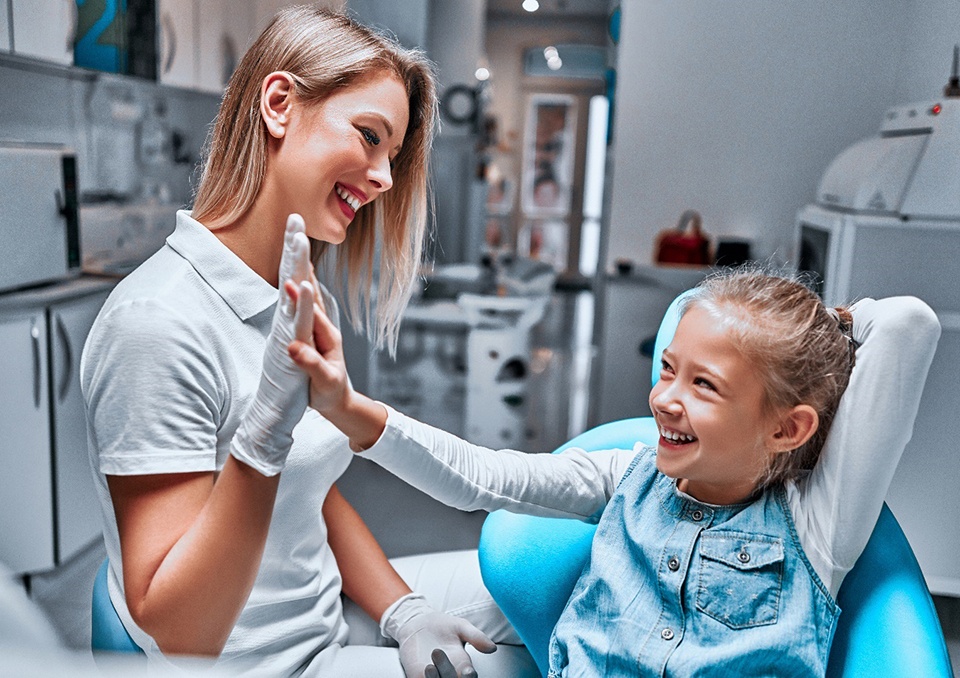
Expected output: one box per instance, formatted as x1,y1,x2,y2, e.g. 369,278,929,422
166,210,277,321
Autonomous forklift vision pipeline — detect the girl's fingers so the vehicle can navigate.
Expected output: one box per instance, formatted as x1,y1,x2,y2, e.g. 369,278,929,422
312,303,342,355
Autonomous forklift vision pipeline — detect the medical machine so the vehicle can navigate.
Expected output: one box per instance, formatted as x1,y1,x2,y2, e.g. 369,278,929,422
796,51,960,596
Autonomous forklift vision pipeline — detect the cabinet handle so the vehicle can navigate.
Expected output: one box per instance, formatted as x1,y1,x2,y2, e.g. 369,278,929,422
56,314,73,403
31,321,41,409
161,12,177,75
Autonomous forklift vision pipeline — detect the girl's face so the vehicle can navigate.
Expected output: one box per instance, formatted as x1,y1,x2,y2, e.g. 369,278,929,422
649,305,781,505
271,72,409,244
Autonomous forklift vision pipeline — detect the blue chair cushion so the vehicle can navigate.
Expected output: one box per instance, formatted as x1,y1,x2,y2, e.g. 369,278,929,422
91,559,143,655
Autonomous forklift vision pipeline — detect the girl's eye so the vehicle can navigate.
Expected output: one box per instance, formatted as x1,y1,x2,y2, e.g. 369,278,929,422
361,128,381,146
694,377,716,391
660,359,674,374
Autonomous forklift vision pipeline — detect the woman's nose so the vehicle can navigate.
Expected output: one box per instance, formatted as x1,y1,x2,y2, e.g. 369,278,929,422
367,156,394,193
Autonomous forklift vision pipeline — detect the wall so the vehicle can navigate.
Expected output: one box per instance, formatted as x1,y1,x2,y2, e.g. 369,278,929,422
604,0,906,268
894,0,960,104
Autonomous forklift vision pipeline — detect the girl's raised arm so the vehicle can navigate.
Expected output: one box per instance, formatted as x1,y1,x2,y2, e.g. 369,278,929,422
791,296,940,596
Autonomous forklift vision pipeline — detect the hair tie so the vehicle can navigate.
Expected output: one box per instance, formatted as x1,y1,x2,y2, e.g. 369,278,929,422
827,307,858,368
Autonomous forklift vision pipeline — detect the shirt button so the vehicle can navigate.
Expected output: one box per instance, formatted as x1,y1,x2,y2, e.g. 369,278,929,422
667,557,680,571
661,627,675,641
738,550,751,564
691,509,704,521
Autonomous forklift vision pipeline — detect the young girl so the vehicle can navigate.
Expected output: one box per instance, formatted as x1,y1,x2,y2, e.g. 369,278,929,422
81,7,519,678
289,269,940,676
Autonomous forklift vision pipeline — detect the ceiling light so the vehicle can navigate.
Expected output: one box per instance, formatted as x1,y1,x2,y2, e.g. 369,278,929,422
522,0,539,12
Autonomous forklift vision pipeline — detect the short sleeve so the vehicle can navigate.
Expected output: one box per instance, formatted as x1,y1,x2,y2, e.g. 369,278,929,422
82,298,224,475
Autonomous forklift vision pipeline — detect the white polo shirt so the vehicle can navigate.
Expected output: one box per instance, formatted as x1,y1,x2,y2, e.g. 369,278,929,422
81,210,355,675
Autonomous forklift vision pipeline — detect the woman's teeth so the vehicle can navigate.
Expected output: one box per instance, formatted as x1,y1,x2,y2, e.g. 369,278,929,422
661,428,697,443
336,185,361,211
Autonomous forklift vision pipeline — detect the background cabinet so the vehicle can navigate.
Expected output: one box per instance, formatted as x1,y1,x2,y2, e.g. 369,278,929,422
0,277,113,573
1,0,10,53
10,0,75,65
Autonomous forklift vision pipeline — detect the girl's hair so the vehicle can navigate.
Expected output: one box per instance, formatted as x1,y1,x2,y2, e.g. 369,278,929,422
192,6,438,352
682,267,857,488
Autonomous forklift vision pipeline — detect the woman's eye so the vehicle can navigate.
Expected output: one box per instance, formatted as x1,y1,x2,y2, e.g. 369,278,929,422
660,359,674,374
361,128,381,146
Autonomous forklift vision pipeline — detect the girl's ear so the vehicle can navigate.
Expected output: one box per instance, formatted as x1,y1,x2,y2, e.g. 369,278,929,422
769,405,819,453
260,71,296,139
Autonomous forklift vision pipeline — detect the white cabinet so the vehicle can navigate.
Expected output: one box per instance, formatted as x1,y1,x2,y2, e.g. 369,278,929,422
10,0,75,65
0,277,113,573
1,0,11,53
158,0,197,88
197,0,253,93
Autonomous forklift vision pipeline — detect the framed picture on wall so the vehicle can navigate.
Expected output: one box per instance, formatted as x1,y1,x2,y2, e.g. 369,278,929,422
521,94,577,217
518,219,568,272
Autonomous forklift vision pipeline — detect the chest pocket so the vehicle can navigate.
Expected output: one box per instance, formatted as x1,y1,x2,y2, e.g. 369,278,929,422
696,531,784,630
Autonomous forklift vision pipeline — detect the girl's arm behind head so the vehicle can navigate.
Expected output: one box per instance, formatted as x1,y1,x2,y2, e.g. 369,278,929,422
790,296,940,595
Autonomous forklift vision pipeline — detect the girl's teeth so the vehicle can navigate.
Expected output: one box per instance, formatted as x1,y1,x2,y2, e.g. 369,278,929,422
661,428,696,443
336,185,361,211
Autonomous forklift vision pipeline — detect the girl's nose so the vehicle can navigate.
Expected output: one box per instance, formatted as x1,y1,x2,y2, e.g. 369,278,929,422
651,381,683,416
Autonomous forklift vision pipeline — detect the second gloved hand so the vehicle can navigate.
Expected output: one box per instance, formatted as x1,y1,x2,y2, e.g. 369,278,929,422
381,593,497,678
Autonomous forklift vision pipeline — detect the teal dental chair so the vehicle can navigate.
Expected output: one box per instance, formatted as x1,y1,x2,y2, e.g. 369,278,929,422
478,292,953,678
91,558,143,656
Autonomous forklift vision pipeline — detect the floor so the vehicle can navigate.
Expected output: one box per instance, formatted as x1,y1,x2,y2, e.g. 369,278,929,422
11,288,960,676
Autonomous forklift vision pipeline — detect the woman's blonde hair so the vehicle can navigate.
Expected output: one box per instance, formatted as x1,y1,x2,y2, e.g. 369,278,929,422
682,267,857,489
192,6,438,352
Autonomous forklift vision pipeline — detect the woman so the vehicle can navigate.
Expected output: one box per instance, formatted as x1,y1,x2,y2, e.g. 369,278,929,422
81,7,519,677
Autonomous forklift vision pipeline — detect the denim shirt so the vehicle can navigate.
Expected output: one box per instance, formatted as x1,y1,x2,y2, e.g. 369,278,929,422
548,446,840,677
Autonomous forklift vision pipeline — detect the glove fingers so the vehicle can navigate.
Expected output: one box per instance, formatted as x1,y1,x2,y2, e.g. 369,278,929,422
457,621,497,654
424,664,441,678
278,214,310,312
429,649,460,678
293,281,315,345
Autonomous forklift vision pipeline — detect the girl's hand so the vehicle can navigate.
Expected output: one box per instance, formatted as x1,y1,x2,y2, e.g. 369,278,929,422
286,287,351,417
287,286,388,451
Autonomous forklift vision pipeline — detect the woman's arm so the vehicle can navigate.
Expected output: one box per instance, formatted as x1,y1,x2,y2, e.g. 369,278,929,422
108,462,279,655
323,483,411,619
794,296,940,595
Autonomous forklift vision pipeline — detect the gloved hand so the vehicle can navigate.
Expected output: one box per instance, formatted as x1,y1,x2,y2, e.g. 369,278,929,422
230,214,316,476
381,593,497,678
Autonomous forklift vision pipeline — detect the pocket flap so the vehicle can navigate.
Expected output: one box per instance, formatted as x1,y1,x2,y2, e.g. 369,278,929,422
699,531,784,570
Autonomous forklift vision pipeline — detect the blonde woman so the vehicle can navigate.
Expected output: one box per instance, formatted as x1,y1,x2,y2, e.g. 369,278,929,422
81,8,522,677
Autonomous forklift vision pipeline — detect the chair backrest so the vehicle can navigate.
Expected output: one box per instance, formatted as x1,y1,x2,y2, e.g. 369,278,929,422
478,290,953,677
91,558,143,655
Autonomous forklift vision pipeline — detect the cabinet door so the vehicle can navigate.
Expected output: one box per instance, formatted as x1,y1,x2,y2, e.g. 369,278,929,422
1,0,11,52
197,0,253,93
50,290,110,564
0,310,55,573
158,0,197,88
10,0,75,65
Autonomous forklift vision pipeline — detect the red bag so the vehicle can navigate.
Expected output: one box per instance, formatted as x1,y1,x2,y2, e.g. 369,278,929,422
655,210,711,266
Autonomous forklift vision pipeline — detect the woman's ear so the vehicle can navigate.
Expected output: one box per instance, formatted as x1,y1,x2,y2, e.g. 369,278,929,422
769,405,819,453
260,71,296,139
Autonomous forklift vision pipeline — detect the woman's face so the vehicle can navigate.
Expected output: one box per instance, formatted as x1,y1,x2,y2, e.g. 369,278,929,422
271,72,410,244
649,305,780,505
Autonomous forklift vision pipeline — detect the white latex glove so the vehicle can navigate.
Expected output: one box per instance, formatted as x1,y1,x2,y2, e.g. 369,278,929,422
230,214,315,476
381,593,497,678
